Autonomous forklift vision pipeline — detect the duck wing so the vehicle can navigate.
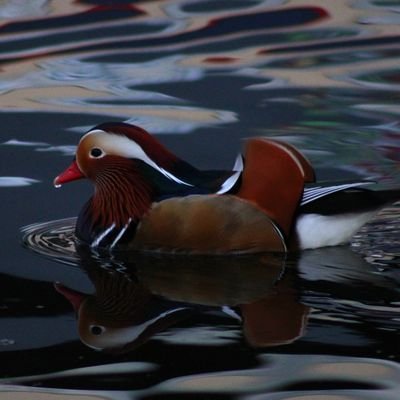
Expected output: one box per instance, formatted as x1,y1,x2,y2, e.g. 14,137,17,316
300,182,400,215
132,195,287,254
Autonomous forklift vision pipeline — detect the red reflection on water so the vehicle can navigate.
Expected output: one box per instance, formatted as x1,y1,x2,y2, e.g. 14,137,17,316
0,4,145,34
203,56,239,63
0,4,330,66
376,132,400,163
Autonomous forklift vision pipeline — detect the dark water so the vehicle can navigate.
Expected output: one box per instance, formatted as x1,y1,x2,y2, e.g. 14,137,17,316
2,1,400,398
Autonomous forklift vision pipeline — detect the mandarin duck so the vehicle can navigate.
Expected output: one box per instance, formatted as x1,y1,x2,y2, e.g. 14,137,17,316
54,122,400,253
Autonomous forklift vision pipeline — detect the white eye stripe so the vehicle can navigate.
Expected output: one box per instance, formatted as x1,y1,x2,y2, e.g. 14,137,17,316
83,130,193,187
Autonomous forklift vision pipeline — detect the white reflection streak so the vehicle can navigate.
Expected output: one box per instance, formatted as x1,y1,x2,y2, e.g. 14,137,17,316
0,177,40,187
3,139,49,146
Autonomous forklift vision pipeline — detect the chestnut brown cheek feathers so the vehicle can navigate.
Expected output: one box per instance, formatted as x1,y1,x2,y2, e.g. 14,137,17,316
90,159,154,228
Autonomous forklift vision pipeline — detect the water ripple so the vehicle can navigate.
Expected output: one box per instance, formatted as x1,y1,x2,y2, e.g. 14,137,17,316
21,217,79,266
4,1,400,397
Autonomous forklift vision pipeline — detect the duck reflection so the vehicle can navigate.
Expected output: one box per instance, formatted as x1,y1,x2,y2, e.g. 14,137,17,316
54,247,312,352
53,243,396,354
54,274,191,353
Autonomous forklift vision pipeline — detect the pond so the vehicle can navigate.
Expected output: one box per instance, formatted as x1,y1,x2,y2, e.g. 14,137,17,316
1,0,400,398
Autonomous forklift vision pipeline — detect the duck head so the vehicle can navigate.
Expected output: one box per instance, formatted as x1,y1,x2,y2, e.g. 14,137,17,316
55,122,190,184
54,122,207,247
54,279,191,354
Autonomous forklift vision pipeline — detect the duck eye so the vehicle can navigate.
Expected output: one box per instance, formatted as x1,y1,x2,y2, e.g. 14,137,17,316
90,325,105,336
90,148,104,158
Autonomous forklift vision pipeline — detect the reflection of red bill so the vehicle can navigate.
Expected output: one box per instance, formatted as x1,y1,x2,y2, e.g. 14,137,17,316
54,282,85,312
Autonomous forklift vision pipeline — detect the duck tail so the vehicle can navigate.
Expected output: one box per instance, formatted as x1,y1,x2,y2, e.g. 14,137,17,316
237,138,315,238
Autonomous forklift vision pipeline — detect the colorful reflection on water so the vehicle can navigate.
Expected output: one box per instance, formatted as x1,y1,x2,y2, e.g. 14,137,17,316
1,0,400,398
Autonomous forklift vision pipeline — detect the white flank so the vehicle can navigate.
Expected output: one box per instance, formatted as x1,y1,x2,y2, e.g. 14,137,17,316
295,210,378,250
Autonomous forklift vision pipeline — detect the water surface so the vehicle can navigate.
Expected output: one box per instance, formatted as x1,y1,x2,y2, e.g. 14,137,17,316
1,0,400,398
